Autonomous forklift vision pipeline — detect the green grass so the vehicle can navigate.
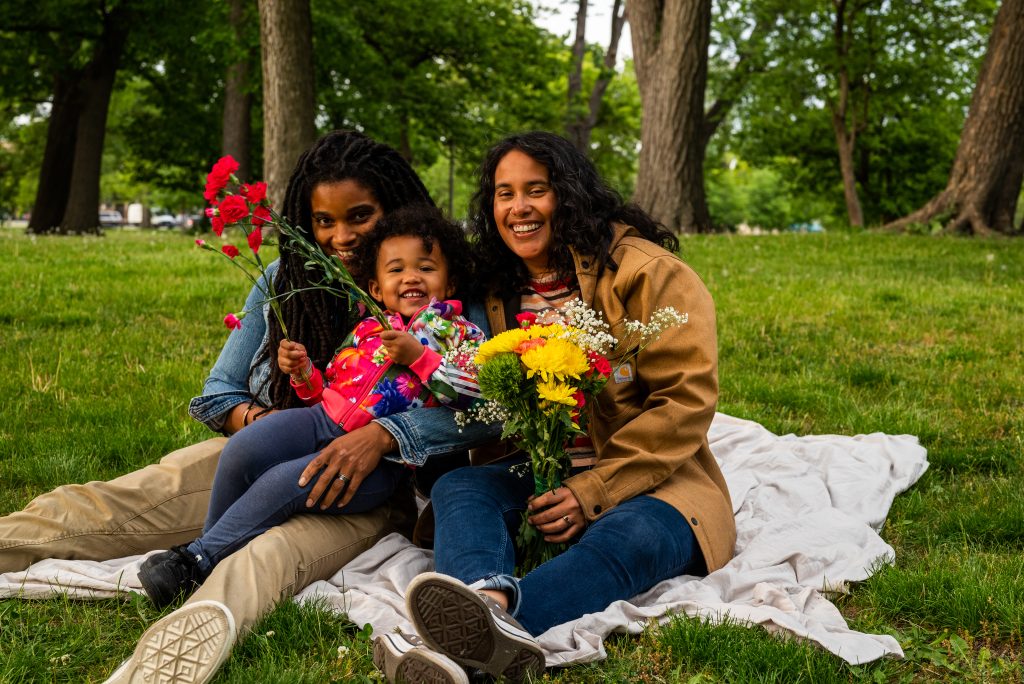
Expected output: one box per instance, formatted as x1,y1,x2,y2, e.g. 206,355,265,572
1,228,1022,682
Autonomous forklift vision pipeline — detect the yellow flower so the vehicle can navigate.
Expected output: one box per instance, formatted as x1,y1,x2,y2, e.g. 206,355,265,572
520,337,589,382
527,323,567,339
536,380,577,406
475,328,530,365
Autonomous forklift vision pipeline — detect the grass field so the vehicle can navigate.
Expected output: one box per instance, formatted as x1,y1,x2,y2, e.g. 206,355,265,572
1,228,1022,682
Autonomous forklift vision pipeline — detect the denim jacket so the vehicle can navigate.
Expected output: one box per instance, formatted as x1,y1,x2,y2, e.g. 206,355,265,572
188,260,499,465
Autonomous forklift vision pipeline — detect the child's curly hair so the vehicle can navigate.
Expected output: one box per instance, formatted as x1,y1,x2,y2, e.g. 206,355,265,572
355,204,474,300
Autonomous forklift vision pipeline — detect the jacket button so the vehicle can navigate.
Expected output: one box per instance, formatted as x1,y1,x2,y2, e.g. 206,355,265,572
690,517,699,526
490,305,498,312
582,260,589,268
593,505,602,514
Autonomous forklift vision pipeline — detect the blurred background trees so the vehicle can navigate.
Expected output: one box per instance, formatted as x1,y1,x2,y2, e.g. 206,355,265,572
0,0,1019,235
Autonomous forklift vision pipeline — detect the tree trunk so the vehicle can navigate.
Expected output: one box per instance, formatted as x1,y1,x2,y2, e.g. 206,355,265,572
884,0,1024,235
223,0,254,182
833,113,864,228
566,0,588,120
568,0,626,153
28,74,82,234
631,0,713,233
828,0,865,228
259,0,316,209
60,9,130,235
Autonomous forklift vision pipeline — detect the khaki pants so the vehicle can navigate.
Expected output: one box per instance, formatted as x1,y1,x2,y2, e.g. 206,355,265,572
0,438,397,635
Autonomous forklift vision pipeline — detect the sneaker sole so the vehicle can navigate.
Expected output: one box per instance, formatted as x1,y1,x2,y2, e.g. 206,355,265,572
407,573,544,683
372,632,469,684
104,600,236,684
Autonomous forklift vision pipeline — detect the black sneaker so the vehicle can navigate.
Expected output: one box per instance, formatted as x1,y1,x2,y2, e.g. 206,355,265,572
138,545,205,608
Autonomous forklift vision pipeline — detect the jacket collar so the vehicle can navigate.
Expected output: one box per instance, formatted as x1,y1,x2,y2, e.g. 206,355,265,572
569,222,639,307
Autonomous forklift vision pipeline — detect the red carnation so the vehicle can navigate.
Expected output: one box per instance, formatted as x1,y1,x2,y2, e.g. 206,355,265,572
219,195,249,225
204,156,239,203
252,205,272,227
224,312,244,330
515,312,538,329
589,352,612,378
222,244,240,259
211,215,225,237
247,226,263,253
242,181,267,205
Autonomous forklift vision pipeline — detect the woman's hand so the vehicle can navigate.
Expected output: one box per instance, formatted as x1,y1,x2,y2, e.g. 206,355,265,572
527,487,586,543
378,330,425,366
297,422,395,509
278,340,310,376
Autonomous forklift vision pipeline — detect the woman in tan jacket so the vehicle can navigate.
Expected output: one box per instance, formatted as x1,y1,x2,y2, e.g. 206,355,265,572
374,132,736,684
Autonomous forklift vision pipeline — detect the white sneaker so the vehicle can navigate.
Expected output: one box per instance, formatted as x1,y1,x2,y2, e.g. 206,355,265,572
104,600,236,684
406,572,544,683
372,631,469,684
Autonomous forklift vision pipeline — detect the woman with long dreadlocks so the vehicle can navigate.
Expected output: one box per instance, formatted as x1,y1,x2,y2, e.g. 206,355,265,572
0,131,498,684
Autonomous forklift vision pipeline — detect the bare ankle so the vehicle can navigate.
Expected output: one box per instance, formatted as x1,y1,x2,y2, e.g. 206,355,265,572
479,588,509,611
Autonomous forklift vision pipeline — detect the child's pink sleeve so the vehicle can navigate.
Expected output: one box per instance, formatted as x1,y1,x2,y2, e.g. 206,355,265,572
290,367,325,405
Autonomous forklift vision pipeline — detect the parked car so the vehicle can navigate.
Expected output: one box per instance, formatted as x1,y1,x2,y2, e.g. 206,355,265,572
787,220,825,233
151,213,179,228
99,210,124,227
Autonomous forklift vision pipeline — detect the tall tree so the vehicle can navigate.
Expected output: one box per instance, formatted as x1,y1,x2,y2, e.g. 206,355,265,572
314,0,562,171
259,0,316,208
726,0,990,227
631,0,713,233
60,4,132,234
885,0,1024,235
566,0,628,153
223,0,256,183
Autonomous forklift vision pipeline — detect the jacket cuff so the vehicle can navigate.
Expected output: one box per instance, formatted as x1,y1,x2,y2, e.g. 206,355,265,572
564,469,613,522
290,367,325,402
408,348,442,381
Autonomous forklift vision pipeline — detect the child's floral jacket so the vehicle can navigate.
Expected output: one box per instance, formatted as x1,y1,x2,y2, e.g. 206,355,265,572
292,299,485,431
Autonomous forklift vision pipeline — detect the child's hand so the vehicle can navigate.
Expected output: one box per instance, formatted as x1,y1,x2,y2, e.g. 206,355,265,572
278,339,311,377
378,330,424,366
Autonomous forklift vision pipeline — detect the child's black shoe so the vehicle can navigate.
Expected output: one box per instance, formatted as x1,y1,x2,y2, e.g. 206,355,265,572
138,545,205,608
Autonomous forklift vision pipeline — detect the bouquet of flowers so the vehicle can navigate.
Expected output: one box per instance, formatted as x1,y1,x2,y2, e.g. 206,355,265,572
196,155,390,339
455,299,688,573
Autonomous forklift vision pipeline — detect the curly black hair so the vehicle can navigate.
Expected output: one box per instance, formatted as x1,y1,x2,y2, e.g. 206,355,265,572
354,204,473,303
255,130,434,409
469,131,678,299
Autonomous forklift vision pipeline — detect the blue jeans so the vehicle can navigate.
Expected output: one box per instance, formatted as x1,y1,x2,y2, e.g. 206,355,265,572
187,405,408,574
431,458,706,636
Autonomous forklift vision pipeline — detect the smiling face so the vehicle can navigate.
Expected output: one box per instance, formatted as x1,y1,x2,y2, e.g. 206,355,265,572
492,149,557,277
310,179,384,269
368,235,454,318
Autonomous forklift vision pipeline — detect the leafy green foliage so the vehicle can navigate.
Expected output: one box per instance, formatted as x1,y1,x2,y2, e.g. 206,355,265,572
713,0,998,227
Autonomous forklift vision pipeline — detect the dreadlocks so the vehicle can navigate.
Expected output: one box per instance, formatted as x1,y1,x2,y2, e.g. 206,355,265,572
255,130,434,409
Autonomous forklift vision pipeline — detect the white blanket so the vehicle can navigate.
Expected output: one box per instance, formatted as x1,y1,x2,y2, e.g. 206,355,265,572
0,413,927,666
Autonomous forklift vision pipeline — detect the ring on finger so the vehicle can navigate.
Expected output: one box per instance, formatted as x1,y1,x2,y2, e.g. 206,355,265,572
562,515,572,525
338,473,351,485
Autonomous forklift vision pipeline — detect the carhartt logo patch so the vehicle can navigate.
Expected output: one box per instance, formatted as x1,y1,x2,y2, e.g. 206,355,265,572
613,363,633,384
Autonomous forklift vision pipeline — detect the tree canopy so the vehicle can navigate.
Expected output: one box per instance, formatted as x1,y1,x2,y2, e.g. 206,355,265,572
0,0,1018,234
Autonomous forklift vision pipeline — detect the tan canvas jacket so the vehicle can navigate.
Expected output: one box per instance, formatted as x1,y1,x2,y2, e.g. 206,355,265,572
482,223,736,572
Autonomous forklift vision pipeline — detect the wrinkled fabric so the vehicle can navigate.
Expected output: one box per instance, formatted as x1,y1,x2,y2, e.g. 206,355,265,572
0,413,927,666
